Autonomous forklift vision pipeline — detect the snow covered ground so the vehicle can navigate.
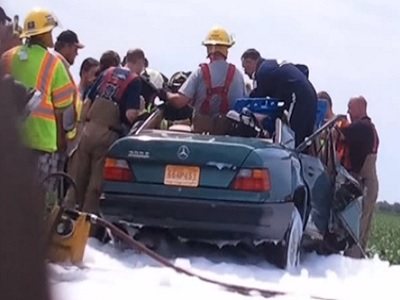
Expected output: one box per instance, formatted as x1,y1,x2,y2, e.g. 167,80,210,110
49,238,400,300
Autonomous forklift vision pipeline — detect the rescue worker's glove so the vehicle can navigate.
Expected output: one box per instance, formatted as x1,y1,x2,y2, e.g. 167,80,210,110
157,87,170,102
163,105,193,122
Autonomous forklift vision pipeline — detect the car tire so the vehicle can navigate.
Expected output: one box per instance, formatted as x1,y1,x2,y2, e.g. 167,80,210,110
275,207,303,270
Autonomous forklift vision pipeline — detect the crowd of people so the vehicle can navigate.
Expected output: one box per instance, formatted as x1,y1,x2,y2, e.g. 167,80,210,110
0,6,380,259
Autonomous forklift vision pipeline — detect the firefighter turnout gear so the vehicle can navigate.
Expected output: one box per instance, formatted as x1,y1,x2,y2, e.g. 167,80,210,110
64,67,141,220
199,63,236,115
178,64,246,134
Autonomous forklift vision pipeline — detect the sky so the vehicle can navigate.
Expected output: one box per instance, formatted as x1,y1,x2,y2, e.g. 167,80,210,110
3,0,400,203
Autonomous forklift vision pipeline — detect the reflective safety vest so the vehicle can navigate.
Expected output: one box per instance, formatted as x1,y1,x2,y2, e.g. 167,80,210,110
54,52,81,141
199,63,236,115
3,44,75,152
65,92,84,141
336,119,351,169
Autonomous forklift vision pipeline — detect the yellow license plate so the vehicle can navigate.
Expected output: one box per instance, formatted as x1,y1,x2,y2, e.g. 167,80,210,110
164,165,200,187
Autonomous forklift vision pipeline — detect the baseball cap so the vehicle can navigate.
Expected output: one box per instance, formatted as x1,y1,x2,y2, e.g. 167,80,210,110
56,30,84,48
0,7,11,23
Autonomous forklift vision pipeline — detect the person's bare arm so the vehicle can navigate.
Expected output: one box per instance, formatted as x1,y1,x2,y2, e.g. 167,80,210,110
125,109,139,124
165,69,200,108
166,92,190,108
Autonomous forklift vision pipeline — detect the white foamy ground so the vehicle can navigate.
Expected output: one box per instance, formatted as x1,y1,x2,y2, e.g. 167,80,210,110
49,238,400,300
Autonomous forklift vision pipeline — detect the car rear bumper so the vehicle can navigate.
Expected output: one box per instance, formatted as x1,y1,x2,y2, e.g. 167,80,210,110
100,193,296,242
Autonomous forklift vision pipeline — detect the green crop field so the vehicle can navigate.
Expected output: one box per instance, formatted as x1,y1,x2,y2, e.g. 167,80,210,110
369,211,400,264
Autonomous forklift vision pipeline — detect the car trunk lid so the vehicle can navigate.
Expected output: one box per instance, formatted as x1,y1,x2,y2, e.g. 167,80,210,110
107,130,272,189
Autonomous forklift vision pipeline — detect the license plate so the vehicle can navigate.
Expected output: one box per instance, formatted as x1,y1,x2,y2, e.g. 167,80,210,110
164,165,200,187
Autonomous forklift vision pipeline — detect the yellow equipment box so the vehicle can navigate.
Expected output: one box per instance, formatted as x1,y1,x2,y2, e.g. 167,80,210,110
46,205,91,265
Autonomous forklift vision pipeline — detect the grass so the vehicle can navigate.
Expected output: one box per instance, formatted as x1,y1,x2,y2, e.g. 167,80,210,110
368,211,400,264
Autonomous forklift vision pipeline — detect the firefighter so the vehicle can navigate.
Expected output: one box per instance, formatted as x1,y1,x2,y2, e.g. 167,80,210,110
159,26,246,134
339,96,379,259
64,49,143,222
141,66,164,110
241,48,318,147
1,8,75,193
164,71,193,123
141,57,165,90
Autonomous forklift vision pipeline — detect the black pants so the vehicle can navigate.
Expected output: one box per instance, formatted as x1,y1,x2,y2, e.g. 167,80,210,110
289,97,317,148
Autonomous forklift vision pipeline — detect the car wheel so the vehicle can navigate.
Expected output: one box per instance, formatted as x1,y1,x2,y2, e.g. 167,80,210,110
276,207,303,270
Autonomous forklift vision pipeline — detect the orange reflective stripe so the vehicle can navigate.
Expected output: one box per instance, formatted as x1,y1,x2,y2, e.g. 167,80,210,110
35,52,58,114
64,64,78,116
31,107,55,121
35,52,57,95
52,82,75,108
75,90,82,120
2,47,19,74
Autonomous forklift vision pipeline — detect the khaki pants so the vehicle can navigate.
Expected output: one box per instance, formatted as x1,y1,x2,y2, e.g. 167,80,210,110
345,154,379,258
64,122,119,214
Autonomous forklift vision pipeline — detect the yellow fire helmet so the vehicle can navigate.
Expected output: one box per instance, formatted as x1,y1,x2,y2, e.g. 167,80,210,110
202,26,235,58
202,26,235,47
20,7,59,39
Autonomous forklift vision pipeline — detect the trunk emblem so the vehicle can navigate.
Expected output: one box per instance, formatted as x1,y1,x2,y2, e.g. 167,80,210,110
177,145,190,160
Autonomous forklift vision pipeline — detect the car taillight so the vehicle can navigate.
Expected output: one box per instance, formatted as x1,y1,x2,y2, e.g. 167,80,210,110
103,158,133,182
231,168,271,192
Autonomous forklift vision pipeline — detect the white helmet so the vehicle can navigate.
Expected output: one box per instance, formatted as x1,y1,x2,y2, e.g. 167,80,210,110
141,68,164,89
